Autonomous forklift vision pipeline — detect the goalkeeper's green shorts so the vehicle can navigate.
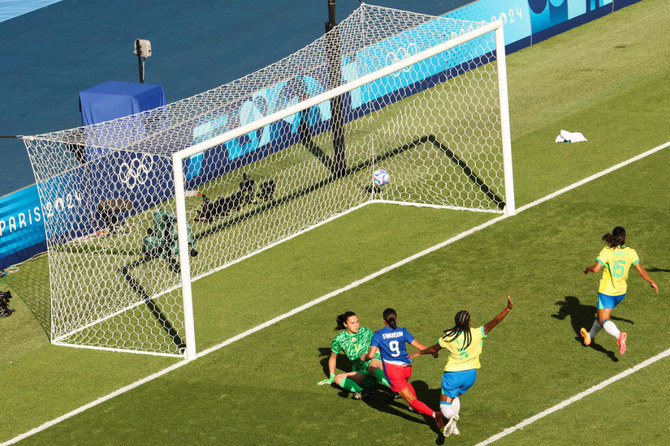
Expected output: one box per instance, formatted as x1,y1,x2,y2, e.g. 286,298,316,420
353,352,382,388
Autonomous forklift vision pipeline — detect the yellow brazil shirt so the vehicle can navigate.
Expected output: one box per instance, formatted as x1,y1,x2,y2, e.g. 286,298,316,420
596,245,639,296
439,326,486,372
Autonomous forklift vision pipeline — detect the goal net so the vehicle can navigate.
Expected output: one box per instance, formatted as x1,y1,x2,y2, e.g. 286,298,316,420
23,4,513,359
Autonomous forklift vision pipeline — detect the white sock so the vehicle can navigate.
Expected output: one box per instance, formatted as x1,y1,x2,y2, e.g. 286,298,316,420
588,319,602,340
441,402,456,420
452,397,461,417
602,320,620,338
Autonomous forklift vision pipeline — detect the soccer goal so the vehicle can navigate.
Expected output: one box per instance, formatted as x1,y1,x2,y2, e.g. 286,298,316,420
23,4,513,360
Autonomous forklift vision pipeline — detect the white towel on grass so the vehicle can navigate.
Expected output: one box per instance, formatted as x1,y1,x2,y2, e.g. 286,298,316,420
555,130,588,143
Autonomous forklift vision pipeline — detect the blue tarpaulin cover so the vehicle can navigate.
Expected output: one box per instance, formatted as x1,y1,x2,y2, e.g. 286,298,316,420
78,80,166,126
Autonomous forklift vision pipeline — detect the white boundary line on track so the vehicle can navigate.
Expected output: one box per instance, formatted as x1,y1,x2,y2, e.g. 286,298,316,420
4,140,669,445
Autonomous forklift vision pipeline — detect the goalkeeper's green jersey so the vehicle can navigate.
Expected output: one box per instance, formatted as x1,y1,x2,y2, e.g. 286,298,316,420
331,327,376,371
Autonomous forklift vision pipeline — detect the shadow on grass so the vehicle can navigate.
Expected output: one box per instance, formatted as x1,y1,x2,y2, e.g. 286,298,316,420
318,348,443,439
363,380,444,442
3,255,51,338
192,133,506,245
119,261,186,352
553,295,634,362
318,347,354,378
647,266,670,273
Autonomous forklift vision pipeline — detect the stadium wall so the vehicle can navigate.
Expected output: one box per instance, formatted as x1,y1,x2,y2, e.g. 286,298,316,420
1,0,644,271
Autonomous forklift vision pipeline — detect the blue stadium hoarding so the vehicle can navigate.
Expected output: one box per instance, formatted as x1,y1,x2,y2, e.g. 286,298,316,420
445,0,533,51
0,185,46,270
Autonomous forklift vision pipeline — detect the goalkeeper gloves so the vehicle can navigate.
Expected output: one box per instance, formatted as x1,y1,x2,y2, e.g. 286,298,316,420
317,373,336,385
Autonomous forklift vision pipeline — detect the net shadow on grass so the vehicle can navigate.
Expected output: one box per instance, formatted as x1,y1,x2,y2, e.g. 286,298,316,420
55,133,504,259
428,134,505,210
118,261,186,352
192,133,505,243
112,133,505,348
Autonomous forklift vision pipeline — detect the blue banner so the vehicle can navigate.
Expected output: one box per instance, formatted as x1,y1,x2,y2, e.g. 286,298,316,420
0,185,46,270
445,0,532,48
528,0,613,34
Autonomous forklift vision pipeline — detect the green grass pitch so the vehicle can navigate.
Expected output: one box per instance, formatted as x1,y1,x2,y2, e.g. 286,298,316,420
1,0,670,443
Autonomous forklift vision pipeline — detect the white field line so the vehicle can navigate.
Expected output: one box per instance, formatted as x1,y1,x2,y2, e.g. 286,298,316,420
3,140,669,446
475,348,670,446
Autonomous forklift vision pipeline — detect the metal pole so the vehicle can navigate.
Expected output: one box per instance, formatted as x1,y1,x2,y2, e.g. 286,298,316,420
325,0,346,178
136,39,145,83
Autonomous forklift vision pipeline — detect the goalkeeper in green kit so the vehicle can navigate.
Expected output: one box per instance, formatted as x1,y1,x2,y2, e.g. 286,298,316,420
318,311,391,399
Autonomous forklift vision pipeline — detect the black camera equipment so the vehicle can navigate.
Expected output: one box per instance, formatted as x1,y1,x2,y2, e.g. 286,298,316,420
0,290,14,317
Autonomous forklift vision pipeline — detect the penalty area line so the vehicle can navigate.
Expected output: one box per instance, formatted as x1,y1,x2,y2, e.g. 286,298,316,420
475,348,670,446
3,140,669,446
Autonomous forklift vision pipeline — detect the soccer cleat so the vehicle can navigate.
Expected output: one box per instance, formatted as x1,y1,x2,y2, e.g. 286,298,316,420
443,415,459,437
352,389,373,400
580,328,591,346
452,422,460,436
617,332,627,355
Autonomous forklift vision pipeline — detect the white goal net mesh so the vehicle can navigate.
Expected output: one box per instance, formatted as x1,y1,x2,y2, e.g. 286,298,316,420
23,4,508,357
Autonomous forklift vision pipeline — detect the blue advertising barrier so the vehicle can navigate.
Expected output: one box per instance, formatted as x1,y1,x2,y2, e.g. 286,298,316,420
2,0,644,271
0,185,46,270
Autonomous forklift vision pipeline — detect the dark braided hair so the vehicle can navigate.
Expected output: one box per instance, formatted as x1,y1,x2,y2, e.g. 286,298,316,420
383,308,398,329
441,310,472,350
335,311,357,330
602,226,626,248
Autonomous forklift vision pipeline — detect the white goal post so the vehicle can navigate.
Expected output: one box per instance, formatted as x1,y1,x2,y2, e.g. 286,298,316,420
23,4,513,360
173,17,514,360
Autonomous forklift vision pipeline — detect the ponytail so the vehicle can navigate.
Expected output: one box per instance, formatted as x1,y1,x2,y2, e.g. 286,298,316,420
442,310,472,350
383,308,398,330
335,311,356,331
602,226,626,248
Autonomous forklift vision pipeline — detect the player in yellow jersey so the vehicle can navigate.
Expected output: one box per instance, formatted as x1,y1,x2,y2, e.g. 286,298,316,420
581,226,658,355
410,296,513,437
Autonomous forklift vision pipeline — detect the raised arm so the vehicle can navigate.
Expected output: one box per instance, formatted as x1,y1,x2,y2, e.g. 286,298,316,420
483,295,513,335
635,262,659,293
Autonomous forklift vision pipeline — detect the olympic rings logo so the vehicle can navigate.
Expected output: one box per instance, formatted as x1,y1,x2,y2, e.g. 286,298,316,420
119,154,153,187
386,43,419,77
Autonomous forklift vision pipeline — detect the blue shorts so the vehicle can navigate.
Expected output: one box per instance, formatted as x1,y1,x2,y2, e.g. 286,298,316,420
441,369,477,399
597,292,626,310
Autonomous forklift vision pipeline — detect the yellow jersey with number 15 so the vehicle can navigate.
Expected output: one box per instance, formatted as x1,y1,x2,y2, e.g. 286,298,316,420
596,245,639,296
438,325,486,372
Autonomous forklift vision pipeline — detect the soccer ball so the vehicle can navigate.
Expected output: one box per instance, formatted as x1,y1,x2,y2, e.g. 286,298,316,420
373,168,390,186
